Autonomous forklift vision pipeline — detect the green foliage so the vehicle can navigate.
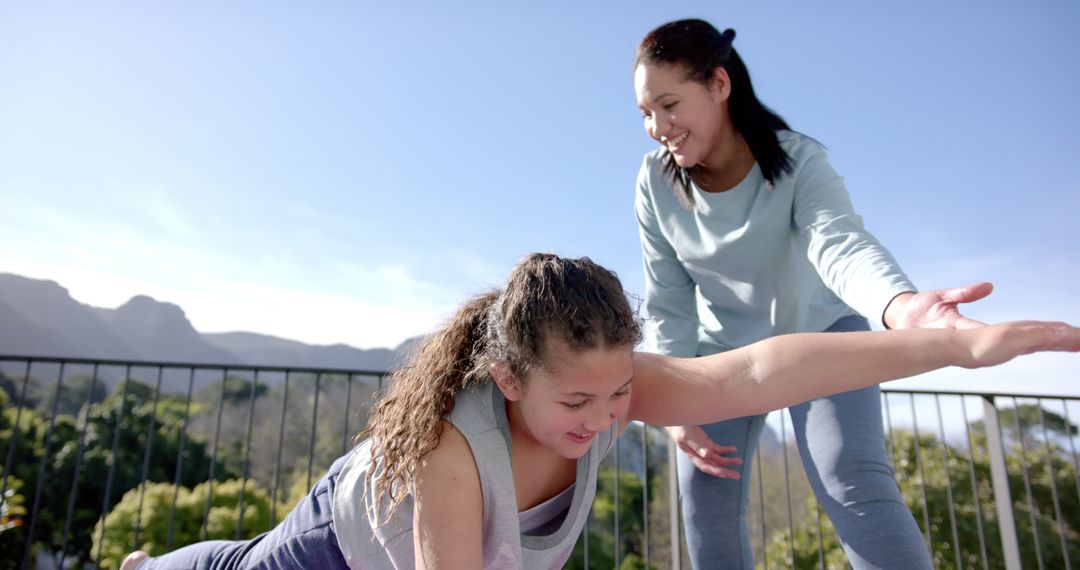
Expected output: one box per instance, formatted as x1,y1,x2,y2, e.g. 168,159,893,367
764,428,1080,569
0,374,39,409
0,474,27,570
567,465,659,570
93,479,273,570
195,375,268,407
1,377,233,567
32,374,109,417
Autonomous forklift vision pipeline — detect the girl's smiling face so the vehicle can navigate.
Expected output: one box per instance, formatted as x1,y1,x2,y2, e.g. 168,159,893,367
634,62,732,169
494,342,634,460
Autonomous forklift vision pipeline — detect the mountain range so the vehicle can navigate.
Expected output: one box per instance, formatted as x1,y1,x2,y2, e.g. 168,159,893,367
0,272,411,371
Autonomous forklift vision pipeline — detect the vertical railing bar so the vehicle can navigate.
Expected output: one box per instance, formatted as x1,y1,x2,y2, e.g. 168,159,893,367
1062,401,1080,527
884,392,898,472
342,374,354,456
167,367,197,550
983,395,1021,570
307,372,322,491
270,371,291,528
133,366,165,550
910,393,932,549
960,397,989,570
642,423,649,570
1036,400,1069,570
757,446,767,570
58,363,101,567
935,395,962,569
1012,396,1043,569
614,433,621,569
22,360,67,570
583,510,589,568
95,364,133,568
236,370,260,540
780,411,795,568
200,368,230,541
1,360,32,514
816,502,825,570
667,436,679,570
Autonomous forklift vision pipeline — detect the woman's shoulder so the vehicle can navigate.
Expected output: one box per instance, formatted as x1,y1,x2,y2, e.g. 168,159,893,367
637,146,673,194
777,129,830,164
777,129,825,156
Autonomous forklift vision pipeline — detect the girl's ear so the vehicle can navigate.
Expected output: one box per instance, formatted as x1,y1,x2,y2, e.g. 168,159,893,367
712,67,732,101
490,362,523,401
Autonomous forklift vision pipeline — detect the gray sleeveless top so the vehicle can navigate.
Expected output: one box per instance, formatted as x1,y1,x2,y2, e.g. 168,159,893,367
332,381,618,569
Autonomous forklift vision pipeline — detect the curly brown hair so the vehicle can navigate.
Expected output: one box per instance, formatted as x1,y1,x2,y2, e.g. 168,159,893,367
357,252,642,522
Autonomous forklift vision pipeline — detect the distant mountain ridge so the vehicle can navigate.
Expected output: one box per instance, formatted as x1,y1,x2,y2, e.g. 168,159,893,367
0,272,410,371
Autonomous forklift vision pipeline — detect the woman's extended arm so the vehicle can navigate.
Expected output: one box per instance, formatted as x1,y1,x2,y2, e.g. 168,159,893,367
411,422,484,569
628,321,1080,427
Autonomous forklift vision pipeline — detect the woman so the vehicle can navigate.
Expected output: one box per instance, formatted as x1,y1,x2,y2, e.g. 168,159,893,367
122,253,1078,569
633,18,991,568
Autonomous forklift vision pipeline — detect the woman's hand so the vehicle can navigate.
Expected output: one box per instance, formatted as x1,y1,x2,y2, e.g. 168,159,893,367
664,425,743,478
960,321,1080,369
885,282,994,330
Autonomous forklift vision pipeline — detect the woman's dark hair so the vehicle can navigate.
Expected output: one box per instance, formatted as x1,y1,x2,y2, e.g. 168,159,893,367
636,19,793,204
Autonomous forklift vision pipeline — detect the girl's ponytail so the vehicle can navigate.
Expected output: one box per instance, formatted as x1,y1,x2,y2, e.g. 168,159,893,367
359,290,499,520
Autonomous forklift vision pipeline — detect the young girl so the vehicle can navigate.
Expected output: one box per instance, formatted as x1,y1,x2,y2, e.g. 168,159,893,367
632,18,994,568
122,253,1079,569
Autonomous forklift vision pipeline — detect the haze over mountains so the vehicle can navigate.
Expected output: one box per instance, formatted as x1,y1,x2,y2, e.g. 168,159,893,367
0,272,409,371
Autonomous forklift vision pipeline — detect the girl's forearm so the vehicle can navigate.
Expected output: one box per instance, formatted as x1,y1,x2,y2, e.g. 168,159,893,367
631,322,1079,427
631,328,966,426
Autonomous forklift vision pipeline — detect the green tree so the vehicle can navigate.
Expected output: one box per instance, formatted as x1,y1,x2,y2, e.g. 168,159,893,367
2,377,234,567
93,478,273,570
765,428,1079,569
0,473,27,570
31,373,108,417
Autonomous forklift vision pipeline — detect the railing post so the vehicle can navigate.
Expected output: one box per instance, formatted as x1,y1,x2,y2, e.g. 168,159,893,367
668,443,681,570
983,395,1021,570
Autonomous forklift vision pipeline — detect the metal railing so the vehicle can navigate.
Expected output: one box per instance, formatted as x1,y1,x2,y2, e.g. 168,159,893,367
1,355,1077,569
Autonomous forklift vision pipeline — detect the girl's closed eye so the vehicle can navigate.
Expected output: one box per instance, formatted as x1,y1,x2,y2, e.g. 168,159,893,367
662,101,678,111
562,400,588,410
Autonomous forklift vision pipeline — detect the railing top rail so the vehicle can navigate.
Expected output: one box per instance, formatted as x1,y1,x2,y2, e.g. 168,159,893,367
882,385,1080,401
0,354,390,377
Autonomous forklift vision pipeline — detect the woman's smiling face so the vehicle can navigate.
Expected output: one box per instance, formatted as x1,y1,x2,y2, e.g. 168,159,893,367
635,62,731,169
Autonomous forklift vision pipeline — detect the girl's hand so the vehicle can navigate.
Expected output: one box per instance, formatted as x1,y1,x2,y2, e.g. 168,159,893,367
664,425,743,478
961,321,1080,369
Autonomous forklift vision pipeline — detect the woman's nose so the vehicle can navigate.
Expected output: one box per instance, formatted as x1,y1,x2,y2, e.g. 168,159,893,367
649,115,669,140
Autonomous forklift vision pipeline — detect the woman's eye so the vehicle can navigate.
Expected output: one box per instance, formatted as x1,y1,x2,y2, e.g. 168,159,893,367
562,401,587,410
662,102,677,111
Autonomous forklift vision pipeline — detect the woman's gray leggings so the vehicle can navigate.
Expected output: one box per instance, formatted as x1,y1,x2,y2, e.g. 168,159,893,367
677,315,933,569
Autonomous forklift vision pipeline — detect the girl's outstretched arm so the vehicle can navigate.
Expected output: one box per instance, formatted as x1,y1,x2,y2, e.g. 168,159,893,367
628,321,1080,427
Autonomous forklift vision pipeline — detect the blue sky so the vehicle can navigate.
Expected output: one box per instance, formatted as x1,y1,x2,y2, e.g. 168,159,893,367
1,1,1077,395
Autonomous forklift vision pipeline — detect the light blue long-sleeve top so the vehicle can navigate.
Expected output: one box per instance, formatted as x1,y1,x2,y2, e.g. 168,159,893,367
635,130,917,358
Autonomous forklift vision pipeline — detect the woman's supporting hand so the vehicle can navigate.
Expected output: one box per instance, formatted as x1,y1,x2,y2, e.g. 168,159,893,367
665,425,743,478
884,282,994,330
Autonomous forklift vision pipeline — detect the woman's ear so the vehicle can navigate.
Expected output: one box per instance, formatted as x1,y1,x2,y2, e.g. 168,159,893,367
490,362,523,401
712,67,732,101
